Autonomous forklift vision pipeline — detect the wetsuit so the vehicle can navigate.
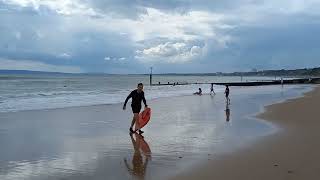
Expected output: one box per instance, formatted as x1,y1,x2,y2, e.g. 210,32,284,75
225,87,229,97
124,90,147,113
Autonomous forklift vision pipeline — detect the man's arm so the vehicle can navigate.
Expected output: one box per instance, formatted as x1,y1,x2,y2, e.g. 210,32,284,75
142,92,148,107
123,91,132,109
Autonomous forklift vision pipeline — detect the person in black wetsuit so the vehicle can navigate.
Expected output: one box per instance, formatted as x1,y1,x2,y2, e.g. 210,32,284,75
123,83,148,134
225,85,230,104
210,83,216,95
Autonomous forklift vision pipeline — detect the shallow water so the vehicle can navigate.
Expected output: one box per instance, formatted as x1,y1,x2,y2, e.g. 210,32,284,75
0,74,283,112
0,85,313,180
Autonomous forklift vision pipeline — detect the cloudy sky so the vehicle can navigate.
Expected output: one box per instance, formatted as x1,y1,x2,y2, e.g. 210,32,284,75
0,0,320,73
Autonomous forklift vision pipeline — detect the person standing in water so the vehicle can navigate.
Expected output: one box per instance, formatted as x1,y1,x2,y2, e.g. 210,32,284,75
123,83,148,134
225,85,230,104
210,83,216,95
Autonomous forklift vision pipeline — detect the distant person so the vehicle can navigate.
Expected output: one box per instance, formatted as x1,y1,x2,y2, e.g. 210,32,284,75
123,83,148,134
224,85,230,104
210,83,216,95
281,77,284,88
194,88,202,95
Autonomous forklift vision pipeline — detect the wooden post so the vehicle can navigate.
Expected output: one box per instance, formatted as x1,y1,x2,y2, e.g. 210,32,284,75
149,67,153,86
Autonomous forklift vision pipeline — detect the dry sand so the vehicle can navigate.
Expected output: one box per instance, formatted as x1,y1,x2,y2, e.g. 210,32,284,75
172,85,320,180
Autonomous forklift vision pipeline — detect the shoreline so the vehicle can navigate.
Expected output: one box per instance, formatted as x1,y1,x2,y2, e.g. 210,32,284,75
0,85,309,114
0,89,225,114
172,85,320,180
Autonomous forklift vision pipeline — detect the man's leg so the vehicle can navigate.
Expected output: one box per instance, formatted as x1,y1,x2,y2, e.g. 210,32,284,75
130,116,135,129
134,113,141,131
134,113,140,129
133,113,145,134
130,113,138,132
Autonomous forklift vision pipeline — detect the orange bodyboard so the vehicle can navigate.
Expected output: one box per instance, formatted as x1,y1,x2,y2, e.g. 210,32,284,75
135,108,151,131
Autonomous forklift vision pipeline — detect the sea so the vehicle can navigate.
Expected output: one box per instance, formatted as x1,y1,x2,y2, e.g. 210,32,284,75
0,73,281,113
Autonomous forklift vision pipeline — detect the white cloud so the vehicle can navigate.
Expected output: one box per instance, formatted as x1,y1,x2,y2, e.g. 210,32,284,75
136,42,203,63
3,0,100,16
104,57,126,61
0,58,83,73
1,2,231,64
85,8,230,63
15,31,21,40
58,53,72,59
127,8,227,42
75,7,229,43
2,0,320,71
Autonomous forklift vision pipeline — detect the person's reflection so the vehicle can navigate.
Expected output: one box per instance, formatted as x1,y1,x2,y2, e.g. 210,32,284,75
225,103,231,122
124,133,151,179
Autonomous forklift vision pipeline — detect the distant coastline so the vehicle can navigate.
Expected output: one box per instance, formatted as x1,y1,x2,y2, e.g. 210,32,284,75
149,67,320,77
1,67,320,76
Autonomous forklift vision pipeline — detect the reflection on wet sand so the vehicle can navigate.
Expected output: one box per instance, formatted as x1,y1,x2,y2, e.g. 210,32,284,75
225,103,231,122
124,133,151,180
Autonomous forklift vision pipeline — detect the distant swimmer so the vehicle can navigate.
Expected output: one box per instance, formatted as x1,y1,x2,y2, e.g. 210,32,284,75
224,85,230,104
123,83,148,134
194,88,202,95
210,83,216,95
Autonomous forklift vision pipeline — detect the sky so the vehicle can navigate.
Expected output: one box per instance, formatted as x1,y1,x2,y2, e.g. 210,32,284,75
0,0,320,74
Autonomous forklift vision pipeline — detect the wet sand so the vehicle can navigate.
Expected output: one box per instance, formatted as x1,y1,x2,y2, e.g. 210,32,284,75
172,85,320,180
0,85,314,180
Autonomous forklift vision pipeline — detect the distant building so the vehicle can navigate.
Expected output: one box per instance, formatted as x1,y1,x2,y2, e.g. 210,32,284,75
251,68,258,72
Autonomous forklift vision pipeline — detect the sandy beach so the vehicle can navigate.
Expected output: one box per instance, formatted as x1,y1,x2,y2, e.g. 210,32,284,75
172,85,320,180
0,85,316,180
2,0,320,179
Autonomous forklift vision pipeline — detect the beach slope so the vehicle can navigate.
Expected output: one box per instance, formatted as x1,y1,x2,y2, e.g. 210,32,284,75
172,85,320,180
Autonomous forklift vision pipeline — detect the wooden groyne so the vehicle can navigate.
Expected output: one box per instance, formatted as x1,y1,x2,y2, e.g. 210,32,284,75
151,77,320,86
152,82,189,86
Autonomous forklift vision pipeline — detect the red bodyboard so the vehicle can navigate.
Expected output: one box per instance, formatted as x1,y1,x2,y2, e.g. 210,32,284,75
135,108,151,131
